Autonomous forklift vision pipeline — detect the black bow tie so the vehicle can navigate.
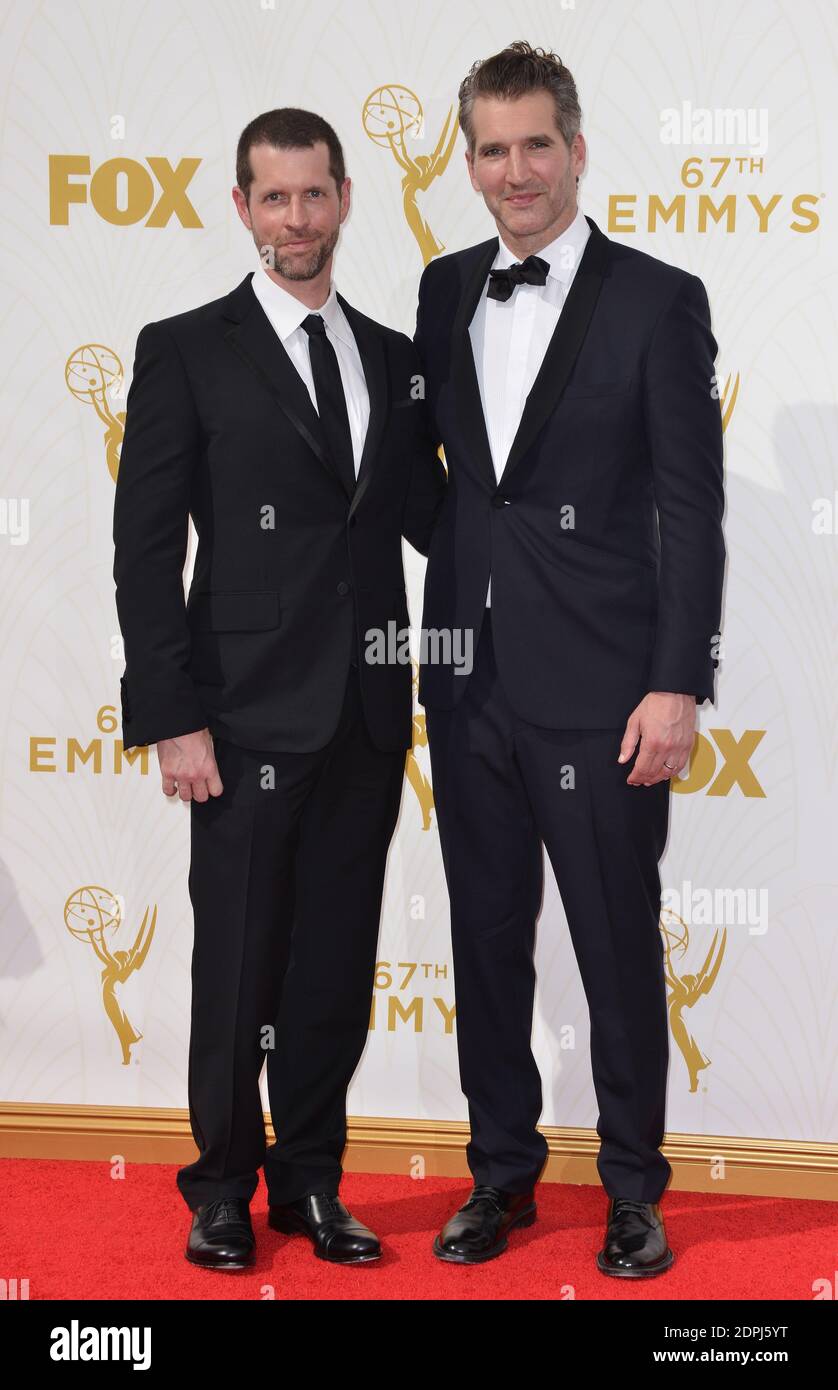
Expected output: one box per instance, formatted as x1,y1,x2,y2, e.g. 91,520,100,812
486,254,549,302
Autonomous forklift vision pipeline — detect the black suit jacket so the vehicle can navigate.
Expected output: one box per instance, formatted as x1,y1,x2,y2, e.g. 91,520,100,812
113,271,447,754
413,214,726,725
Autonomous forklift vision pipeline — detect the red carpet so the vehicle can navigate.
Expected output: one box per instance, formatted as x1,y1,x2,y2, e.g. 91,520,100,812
3,1158,835,1300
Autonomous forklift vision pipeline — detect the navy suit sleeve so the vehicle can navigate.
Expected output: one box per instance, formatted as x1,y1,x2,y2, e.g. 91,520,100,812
401,275,447,556
643,273,726,704
412,261,442,449
112,321,209,750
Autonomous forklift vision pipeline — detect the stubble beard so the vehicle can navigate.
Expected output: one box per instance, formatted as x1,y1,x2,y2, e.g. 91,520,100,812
268,226,339,281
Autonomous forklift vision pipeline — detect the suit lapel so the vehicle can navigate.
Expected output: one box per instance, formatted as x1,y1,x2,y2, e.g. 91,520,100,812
447,215,611,492
336,293,388,519
498,216,610,489
450,238,501,491
221,272,356,499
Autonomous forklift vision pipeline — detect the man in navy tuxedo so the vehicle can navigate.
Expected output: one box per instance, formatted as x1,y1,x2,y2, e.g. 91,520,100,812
413,42,725,1275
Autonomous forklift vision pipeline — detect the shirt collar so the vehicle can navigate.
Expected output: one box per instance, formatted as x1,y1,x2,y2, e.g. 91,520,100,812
495,205,590,287
249,265,354,348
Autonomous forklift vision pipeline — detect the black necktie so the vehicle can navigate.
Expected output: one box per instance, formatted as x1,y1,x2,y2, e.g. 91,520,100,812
486,254,549,303
301,313,356,496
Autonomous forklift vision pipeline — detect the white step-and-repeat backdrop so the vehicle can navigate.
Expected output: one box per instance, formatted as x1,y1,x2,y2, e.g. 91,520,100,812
1,0,835,1150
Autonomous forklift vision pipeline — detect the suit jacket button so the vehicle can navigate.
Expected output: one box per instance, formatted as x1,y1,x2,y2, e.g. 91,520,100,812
492,494,510,508
336,581,350,596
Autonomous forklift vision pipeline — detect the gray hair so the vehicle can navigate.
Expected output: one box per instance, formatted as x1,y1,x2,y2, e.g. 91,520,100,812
458,40,582,157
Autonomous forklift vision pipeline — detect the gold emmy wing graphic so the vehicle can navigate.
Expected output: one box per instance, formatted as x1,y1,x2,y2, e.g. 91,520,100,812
362,84,458,265
659,908,727,1092
64,886,157,1065
65,344,125,482
405,661,434,830
720,369,739,433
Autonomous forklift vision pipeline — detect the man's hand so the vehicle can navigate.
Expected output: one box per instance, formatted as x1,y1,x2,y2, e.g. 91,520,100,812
618,692,697,786
157,728,224,802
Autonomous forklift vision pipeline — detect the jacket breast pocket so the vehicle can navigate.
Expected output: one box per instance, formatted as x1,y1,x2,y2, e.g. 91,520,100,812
187,590,281,632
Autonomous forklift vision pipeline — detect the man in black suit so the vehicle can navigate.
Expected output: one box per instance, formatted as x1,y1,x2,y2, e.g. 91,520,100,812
413,43,725,1275
113,107,446,1270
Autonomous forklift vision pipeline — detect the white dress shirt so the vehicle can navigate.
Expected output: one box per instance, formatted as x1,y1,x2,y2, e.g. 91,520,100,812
469,205,591,605
250,264,370,477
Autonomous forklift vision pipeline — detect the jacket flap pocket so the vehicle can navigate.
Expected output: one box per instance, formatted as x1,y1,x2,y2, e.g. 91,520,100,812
188,590,280,631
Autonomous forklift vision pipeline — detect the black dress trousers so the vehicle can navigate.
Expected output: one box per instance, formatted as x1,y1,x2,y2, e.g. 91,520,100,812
425,609,673,1202
176,658,406,1211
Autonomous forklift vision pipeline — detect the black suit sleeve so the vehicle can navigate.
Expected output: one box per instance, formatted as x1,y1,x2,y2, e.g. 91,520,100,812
400,318,447,557
412,260,442,449
643,273,726,704
112,320,209,751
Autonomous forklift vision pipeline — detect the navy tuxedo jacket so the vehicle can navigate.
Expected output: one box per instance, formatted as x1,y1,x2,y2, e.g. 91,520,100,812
413,214,726,725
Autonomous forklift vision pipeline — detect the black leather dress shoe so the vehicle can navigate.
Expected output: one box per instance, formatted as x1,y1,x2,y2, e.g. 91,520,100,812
433,1184,537,1263
185,1197,255,1270
596,1198,674,1277
268,1193,381,1264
